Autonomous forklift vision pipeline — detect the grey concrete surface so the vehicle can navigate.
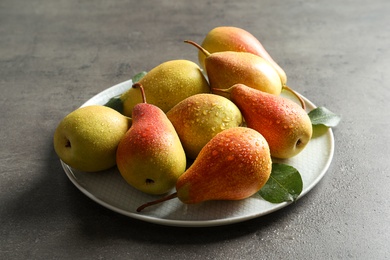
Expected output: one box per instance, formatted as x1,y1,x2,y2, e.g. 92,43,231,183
1,0,389,259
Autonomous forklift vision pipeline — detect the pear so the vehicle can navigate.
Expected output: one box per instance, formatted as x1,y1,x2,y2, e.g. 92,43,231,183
116,83,187,195
215,84,312,159
198,26,287,86
53,105,131,172
166,93,243,159
137,127,272,212
120,59,210,117
185,40,282,96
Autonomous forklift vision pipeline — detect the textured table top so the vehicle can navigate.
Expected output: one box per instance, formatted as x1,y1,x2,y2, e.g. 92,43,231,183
1,0,389,259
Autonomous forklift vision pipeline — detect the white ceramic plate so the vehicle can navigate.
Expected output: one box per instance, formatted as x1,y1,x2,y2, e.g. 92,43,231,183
61,79,334,227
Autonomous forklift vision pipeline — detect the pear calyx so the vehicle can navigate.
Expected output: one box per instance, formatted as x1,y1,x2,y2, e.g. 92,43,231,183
136,192,178,212
184,40,211,57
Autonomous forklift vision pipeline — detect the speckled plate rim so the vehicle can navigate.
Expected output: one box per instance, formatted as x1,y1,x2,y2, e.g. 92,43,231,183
61,79,334,227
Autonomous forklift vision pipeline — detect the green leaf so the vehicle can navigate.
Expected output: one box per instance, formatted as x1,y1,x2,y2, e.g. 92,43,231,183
104,97,123,113
132,71,147,83
259,163,303,203
103,71,147,113
308,106,341,127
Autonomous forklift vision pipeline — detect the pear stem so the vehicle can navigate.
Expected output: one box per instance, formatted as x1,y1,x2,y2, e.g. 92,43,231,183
282,85,306,110
136,192,178,212
125,116,132,124
184,40,211,57
132,82,147,103
212,87,231,96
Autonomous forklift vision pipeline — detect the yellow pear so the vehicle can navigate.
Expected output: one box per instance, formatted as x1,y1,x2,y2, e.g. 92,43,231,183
120,60,210,117
53,105,131,172
166,93,243,159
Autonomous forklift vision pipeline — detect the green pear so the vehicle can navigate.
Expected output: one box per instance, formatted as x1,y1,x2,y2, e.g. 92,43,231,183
166,93,243,159
116,83,187,195
120,59,210,117
136,127,272,211
198,26,287,87
215,84,312,159
184,40,282,96
53,105,131,172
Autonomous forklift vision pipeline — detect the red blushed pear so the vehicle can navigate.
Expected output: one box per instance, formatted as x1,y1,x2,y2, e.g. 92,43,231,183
198,26,287,87
137,127,272,212
214,84,312,159
184,40,283,97
116,83,187,195
195,26,306,109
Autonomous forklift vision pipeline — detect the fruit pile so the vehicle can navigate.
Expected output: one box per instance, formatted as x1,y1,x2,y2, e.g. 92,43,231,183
54,26,329,211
